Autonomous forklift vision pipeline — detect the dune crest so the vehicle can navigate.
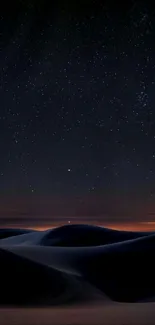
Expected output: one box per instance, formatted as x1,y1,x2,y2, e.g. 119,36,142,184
0,224,155,306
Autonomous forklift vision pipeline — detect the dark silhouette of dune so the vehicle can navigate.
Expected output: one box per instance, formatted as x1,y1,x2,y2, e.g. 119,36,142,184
0,224,155,306
0,228,33,240
39,224,153,247
0,247,67,306
0,246,106,306
75,234,155,302
1,224,153,247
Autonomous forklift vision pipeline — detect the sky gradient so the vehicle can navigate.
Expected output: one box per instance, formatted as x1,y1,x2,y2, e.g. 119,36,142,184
1,1,155,229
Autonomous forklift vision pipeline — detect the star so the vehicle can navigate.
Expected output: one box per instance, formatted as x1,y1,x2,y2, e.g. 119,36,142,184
0,1,155,229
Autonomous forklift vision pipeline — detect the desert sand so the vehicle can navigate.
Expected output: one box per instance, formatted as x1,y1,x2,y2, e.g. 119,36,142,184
0,224,155,324
1,303,155,325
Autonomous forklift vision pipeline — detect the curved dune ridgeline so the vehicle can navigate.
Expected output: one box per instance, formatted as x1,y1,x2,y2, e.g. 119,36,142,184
0,224,155,305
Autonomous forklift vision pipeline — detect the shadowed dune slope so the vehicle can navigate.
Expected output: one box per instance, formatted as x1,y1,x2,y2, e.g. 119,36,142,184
0,247,67,306
1,224,155,305
1,224,154,247
75,234,155,302
0,228,34,240
34,224,155,247
0,245,106,306
5,233,155,303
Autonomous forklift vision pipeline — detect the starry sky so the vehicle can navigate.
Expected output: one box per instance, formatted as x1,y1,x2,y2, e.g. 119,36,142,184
1,0,155,229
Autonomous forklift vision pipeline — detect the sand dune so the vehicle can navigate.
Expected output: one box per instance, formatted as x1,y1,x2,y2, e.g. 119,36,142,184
0,228,33,240
0,224,155,306
0,224,152,246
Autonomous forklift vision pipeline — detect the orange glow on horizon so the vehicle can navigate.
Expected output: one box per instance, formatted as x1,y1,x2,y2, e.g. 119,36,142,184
27,221,155,232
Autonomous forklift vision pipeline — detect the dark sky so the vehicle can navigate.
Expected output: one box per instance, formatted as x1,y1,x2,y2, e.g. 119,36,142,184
1,0,155,228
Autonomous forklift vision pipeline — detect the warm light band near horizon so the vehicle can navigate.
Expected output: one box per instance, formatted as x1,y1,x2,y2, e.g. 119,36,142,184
16,221,155,232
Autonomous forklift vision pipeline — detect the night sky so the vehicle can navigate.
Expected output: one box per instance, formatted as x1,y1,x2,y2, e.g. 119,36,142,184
1,1,155,228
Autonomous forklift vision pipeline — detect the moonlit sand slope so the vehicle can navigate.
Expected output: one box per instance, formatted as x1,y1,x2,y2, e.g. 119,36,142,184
0,224,155,306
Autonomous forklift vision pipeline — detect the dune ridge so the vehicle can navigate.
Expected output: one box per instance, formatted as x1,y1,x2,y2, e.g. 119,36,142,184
0,224,155,306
